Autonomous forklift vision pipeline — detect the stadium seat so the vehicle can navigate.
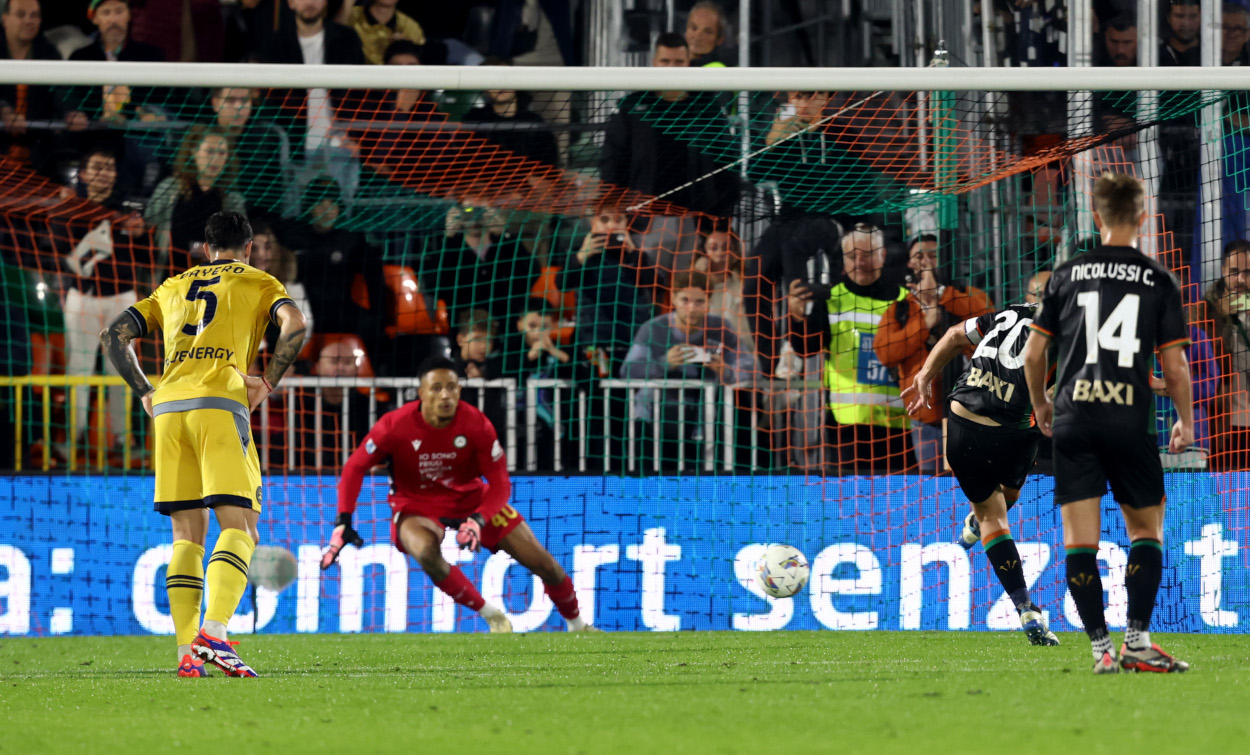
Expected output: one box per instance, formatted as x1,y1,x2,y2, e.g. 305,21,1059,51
528,266,577,344
381,265,450,337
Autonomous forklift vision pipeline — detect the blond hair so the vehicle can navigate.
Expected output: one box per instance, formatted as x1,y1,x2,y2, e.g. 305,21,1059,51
1092,173,1145,228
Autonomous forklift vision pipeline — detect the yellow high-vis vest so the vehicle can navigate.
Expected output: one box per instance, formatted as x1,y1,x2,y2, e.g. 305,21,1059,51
822,282,910,428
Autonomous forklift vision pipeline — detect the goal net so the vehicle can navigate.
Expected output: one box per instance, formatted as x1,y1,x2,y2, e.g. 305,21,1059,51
0,62,1245,637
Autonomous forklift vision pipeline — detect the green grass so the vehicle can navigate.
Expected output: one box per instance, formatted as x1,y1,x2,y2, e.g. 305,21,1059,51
1,632,1246,754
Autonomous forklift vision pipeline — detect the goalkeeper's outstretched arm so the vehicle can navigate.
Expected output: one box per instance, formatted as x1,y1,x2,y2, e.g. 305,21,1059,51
322,430,389,569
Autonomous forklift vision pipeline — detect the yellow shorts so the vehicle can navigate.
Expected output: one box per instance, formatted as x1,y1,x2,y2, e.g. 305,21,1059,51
152,399,262,515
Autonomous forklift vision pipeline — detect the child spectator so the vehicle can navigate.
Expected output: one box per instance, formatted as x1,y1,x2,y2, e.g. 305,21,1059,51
453,308,499,380
499,304,583,470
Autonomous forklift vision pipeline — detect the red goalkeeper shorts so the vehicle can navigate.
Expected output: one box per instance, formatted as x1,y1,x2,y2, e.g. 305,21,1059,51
391,503,526,554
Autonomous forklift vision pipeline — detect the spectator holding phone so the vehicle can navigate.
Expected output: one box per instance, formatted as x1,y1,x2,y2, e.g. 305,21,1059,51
1203,239,1250,470
561,197,661,370
427,195,540,327
874,233,994,474
621,270,755,470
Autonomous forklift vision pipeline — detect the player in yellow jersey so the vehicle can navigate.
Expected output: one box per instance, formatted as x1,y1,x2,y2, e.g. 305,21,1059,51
101,212,307,678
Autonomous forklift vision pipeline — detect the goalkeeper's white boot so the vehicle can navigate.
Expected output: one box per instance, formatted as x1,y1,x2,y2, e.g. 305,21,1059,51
957,510,981,550
480,605,513,633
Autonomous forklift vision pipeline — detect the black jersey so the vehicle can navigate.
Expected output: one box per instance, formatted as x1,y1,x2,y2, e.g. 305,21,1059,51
1031,245,1189,433
948,304,1039,429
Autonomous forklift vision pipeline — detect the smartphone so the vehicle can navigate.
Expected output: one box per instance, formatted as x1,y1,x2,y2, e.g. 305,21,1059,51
608,232,627,247
686,346,713,364
1233,293,1250,313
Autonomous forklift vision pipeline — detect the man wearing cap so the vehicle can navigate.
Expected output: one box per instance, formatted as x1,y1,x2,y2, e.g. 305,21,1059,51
67,0,166,125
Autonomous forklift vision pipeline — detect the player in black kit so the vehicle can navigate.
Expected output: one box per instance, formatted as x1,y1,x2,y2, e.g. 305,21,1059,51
1023,173,1193,674
903,301,1059,646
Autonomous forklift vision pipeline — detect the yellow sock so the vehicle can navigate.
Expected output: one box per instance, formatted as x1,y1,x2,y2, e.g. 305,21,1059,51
204,528,256,628
166,540,205,647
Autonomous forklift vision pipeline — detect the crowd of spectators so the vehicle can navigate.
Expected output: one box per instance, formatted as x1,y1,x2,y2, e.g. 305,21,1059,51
2,0,1249,478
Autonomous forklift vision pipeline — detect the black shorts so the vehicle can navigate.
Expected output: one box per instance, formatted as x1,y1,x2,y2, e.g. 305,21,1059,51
946,411,1040,504
1051,422,1164,509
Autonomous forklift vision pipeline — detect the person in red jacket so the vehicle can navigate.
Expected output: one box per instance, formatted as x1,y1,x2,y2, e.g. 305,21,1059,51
875,234,993,473
320,355,598,633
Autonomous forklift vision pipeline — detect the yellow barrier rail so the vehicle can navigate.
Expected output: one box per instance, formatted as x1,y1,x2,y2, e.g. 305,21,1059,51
0,375,138,472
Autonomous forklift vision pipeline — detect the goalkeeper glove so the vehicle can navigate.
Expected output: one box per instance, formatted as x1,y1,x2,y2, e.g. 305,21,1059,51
456,513,485,553
320,513,364,570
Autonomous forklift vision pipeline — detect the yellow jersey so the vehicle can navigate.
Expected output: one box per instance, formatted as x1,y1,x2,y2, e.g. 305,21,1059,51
126,260,293,408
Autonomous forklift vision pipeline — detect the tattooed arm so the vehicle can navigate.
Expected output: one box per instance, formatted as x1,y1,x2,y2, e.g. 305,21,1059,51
100,311,156,416
238,303,308,412
265,303,307,388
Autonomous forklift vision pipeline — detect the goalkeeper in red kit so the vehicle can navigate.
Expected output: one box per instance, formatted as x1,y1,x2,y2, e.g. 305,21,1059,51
321,356,598,632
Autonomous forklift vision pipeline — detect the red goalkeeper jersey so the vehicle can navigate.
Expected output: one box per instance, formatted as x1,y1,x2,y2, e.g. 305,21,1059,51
337,400,510,521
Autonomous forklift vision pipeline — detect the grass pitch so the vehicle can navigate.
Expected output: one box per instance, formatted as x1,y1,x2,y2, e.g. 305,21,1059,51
1,631,1246,754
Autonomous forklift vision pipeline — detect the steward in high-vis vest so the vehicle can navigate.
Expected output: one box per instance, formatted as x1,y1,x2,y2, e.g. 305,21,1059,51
787,224,913,474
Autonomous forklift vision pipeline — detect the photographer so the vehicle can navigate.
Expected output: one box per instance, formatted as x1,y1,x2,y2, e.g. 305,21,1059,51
874,234,993,474
787,223,911,474
1203,240,1250,470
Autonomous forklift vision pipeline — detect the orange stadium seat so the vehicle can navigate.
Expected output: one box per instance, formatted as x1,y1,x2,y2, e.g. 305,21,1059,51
382,264,450,337
529,266,577,344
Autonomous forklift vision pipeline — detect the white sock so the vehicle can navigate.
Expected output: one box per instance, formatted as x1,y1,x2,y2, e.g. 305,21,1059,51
567,616,587,631
202,619,228,641
177,643,193,662
1125,628,1151,650
1090,633,1114,662
479,603,503,619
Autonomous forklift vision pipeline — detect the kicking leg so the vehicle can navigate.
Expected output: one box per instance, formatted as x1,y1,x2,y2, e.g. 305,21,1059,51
1118,503,1187,672
498,522,596,631
398,515,511,633
1061,498,1117,672
974,488,1056,645
168,509,209,670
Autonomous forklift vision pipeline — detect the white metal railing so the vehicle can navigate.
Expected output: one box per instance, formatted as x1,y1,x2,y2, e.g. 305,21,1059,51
261,376,819,474
264,377,518,472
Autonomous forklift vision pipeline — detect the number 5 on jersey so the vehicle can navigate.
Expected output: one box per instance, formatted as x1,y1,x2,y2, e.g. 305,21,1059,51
181,276,221,336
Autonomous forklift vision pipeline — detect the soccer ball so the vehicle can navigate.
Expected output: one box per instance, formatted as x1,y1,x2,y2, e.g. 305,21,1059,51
755,544,810,599
247,546,299,592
